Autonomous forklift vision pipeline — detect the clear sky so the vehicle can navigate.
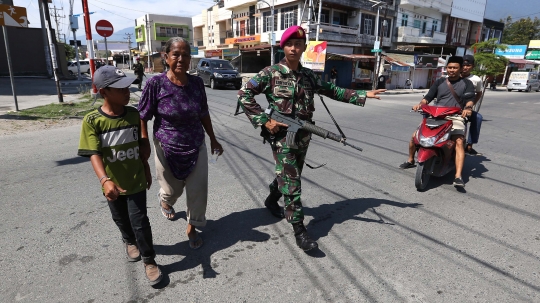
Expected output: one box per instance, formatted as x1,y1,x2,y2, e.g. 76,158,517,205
12,0,540,39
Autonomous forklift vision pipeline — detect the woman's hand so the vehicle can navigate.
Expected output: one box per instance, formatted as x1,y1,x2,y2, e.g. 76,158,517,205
210,140,224,156
462,108,473,118
366,89,386,99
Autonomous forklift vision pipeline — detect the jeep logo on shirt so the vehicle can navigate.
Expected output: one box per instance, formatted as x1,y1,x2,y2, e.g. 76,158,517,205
107,146,140,163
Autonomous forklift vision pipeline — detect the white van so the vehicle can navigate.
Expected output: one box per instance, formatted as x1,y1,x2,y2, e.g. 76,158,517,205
506,72,540,92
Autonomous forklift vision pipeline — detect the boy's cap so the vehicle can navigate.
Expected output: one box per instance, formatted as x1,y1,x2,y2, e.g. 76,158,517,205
463,55,475,65
93,65,136,89
280,25,306,48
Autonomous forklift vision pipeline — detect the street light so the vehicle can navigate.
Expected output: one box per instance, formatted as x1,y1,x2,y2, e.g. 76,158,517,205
258,0,275,65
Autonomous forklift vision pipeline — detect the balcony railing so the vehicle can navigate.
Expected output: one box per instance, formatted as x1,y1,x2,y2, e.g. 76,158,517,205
395,26,446,44
400,0,451,14
156,33,189,38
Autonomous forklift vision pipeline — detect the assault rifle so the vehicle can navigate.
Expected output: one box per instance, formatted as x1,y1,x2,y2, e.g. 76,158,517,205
264,108,363,152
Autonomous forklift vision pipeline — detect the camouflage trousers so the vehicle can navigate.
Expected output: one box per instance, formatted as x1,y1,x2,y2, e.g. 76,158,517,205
269,130,311,224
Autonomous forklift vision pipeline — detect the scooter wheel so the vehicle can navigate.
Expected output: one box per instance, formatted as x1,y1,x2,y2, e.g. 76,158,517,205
415,160,432,191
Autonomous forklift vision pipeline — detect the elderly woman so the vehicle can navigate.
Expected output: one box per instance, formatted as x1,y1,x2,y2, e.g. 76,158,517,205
138,37,223,249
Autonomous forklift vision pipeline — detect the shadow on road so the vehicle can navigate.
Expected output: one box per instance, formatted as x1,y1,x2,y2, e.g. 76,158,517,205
154,208,278,281
0,114,40,120
55,156,89,166
305,198,422,241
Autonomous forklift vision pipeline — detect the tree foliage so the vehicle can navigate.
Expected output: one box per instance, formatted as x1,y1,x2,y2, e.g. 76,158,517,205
501,16,540,45
471,38,508,78
64,43,75,61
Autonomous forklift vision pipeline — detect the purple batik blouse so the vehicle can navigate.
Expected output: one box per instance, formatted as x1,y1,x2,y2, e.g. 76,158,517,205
138,73,209,180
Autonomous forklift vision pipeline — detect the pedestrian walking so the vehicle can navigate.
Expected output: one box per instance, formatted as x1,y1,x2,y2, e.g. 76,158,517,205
133,58,145,90
138,37,223,250
330,66,337,85
237,25,385,252
77,66,162,285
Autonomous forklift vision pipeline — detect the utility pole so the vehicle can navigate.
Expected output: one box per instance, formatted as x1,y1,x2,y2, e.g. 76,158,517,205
41,0,64,102
316,0,322,41
38,0,53,77
69,0,81,80
125,33,133,70
49,5,65,42
145,15,153,72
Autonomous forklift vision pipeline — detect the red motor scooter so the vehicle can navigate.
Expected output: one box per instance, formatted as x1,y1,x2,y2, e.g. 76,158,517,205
413,104,464,190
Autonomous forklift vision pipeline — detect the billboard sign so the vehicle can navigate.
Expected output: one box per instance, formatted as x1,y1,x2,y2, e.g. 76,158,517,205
301,41,327,72
223,48,240,57
451,0,486,23
495,45,527,59
529,40,540,49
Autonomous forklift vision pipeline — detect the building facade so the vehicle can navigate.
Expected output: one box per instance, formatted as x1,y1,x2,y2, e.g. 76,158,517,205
134,14,192,55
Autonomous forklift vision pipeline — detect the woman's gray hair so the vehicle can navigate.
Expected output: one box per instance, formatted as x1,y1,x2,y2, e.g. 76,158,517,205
164,37,190,53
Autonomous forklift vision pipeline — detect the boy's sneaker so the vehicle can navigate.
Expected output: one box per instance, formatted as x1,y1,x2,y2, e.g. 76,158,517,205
125,243,141,262
144,262,163,285
453,178,465,188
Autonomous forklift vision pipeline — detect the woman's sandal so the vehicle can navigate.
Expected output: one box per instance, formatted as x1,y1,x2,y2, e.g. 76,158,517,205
158,193,175,220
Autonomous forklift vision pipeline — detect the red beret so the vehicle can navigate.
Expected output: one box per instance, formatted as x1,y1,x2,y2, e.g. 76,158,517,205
280,25,306,48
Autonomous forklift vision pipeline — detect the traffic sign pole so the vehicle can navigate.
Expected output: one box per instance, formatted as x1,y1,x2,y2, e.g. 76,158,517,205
82,0,97,94
95,20,114,66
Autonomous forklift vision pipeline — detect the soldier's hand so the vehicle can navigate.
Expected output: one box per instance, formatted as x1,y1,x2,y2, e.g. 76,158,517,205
265,119,288,134
366,89,386,99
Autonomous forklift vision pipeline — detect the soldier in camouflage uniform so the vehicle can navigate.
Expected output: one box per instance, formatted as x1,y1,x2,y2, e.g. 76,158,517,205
237,25,385,251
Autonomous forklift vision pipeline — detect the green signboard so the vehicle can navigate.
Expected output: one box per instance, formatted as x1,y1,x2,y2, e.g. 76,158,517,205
223,48,239,57
525,50,540,60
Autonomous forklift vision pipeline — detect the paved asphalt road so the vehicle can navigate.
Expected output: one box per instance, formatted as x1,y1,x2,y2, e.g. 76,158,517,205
1,85,539,302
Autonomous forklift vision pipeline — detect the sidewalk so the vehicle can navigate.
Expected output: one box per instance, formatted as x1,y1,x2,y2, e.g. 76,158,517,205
0,77,92,113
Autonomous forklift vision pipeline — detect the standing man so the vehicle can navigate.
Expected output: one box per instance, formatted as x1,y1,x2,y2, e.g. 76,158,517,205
330,66,338,85
237,25,385,252
461,55,483,156
133,58,145,90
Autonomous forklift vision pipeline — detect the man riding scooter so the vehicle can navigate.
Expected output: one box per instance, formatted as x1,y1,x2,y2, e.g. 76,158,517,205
399,56,476,188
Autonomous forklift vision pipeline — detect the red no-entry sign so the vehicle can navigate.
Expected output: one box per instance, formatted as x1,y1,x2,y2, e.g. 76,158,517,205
95,20,114,38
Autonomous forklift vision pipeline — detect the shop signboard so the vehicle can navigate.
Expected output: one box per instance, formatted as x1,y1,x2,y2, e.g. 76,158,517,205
223,48,240,57
302,41,327,72
495,45,527,59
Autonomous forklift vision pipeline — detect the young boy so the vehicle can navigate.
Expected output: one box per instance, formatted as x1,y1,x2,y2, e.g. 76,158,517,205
78,66,162,285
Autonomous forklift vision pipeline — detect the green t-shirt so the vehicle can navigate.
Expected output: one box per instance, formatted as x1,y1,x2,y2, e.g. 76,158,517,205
78,106,146,195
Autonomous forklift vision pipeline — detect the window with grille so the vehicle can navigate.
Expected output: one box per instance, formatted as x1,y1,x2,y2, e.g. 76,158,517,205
263,10,278,32
362,15,374,35
333,11,348,26
432,20,438,32
321,9,329,23
280,6,297,30
413,20,421,28
401,14,408,26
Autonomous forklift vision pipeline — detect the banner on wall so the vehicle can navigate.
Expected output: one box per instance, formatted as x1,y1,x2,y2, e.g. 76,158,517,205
302,41,327,72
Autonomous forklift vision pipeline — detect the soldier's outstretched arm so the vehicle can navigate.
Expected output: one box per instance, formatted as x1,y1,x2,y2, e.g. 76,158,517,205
310,70,385,106
237,69,272,128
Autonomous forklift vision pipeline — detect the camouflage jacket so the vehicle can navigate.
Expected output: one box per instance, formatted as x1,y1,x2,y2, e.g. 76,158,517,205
237,59,367,128
133,63,144,75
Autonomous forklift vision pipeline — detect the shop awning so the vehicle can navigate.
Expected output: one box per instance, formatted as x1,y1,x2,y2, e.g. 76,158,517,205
508,59,537,64
326,53,375,61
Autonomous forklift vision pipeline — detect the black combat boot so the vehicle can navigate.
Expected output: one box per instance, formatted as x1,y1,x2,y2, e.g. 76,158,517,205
292,222,318,251
264,190,284,218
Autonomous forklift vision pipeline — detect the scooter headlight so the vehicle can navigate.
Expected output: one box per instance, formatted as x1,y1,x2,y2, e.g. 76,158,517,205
435,133,450,145
419,134,436,147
